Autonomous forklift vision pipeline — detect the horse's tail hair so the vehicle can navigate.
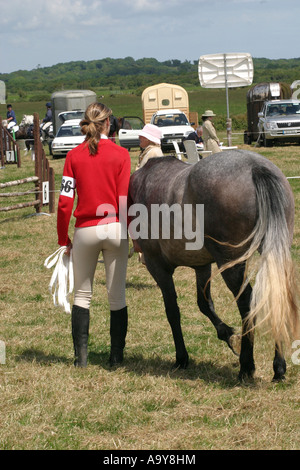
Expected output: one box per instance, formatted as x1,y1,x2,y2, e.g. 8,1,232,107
246,166,299,348
211,166,299,349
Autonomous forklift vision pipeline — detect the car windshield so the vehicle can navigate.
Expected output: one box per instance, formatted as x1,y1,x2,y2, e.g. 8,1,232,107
57,125,82,137
153,113,189,127
266,103,300,116
59,111,85,122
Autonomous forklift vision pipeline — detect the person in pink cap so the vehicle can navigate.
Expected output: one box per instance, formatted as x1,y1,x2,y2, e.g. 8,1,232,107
136,123,164,170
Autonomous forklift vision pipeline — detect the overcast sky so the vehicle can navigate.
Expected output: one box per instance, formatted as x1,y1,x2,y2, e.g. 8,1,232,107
1,0,299,74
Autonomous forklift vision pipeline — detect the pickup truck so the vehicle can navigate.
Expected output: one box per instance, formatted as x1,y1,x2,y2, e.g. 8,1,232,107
150,109,194,151
257,99,300,146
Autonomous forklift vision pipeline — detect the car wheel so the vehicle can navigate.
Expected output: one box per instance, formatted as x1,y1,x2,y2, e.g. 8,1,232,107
263,130,272,147
244,131,252,145
48,140,53,155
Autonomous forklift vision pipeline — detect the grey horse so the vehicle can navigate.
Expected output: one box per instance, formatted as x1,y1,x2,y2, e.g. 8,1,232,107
128,150,299,381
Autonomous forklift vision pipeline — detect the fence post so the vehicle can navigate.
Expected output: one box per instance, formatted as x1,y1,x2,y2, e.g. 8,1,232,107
49,167,55,213
17,144,21,168
34,113,43,213
1,113,55,215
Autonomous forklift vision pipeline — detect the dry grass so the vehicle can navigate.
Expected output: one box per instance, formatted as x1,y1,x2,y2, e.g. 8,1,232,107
0,141,299,450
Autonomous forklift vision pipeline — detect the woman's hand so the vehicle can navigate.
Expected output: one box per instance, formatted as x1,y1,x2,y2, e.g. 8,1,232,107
64,243,72,256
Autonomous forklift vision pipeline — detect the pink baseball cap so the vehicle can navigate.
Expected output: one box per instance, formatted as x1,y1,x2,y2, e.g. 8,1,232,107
139,124,162,145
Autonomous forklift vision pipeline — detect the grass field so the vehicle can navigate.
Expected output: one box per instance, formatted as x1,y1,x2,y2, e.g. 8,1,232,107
0,134,299,450
0,86,248,132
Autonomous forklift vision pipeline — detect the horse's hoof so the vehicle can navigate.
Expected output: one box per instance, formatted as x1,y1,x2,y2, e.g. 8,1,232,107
228,334,241,356
217,324,240,355
238,368,255,382
173,356,189,370
272,374,286,383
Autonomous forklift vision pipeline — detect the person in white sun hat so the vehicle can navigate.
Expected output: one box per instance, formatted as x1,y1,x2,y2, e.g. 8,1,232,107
136,123,164,170
132,123,163,264
202,109,222,153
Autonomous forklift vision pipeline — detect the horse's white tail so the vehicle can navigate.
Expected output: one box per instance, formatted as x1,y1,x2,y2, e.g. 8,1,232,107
246,166,299,348
213,166,299,348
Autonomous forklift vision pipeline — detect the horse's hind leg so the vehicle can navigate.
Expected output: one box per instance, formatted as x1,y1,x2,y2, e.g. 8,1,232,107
145,257,189,369
220,263,255,380
195,265,239,355
273,344,286,382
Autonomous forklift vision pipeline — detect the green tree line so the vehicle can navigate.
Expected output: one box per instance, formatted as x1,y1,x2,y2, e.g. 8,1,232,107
1,57,300,101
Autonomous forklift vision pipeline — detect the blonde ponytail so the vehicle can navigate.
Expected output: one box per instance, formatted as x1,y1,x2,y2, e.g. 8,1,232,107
80,102,112,155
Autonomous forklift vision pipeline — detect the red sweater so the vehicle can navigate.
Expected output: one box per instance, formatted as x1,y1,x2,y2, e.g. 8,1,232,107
57,138,131,246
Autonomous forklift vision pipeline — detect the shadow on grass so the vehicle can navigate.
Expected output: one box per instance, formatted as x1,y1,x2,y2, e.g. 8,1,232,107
125,354,241,388
89,350,241,388
17,348,244,388
16,348,70,365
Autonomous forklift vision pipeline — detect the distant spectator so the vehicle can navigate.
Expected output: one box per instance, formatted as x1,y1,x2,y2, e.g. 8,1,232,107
136,124,163,170
202,110,222,153
185,126,203,145
109,115,119,143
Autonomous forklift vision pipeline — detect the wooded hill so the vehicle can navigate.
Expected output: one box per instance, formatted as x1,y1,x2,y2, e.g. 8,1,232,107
1,56,300,101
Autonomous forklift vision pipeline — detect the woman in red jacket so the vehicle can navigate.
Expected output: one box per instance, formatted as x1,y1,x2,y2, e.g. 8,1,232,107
57,102,131,368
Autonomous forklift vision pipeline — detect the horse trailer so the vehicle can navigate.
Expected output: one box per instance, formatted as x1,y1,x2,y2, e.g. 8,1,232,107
244,82,291,144
51,90,96,135
141,82,198,127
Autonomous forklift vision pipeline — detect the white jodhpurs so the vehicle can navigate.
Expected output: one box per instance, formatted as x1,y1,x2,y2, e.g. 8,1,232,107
72,223,128,310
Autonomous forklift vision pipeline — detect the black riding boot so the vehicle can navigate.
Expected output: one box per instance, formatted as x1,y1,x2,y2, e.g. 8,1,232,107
109,306,128,367
71,305,90,367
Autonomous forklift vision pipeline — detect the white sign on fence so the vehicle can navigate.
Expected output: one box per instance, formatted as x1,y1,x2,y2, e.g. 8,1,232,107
6,150,15,162
43,181,49,204
0,340,6,364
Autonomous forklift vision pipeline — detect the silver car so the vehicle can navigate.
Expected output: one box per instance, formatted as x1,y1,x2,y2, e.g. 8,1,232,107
51,119,85,158
258,99,300,146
